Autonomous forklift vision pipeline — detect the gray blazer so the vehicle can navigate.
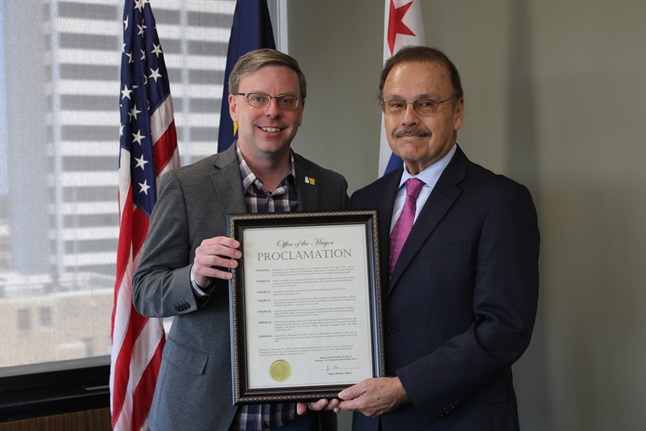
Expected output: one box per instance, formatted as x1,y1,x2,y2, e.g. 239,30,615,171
132,144,349,431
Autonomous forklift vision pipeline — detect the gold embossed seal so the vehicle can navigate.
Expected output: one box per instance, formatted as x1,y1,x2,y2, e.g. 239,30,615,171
269,360,292,382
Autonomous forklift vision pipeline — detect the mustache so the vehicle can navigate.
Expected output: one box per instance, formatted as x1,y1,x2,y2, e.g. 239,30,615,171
393,126,431,139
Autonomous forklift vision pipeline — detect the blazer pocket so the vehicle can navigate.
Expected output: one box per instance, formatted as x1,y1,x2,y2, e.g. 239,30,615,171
163,336,208,375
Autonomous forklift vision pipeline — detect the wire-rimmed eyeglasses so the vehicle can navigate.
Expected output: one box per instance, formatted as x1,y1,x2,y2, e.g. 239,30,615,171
379,95,458,116
234,92,301,110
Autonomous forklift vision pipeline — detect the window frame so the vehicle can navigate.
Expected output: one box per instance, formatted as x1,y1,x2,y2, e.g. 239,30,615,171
0,0,286,423
0,356,110,422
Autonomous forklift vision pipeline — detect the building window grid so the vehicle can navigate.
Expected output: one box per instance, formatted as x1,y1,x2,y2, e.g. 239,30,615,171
0,0,235,369
47,0,233,277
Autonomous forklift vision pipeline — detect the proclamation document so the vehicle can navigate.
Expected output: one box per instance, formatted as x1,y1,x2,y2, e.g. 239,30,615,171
241,223,374,390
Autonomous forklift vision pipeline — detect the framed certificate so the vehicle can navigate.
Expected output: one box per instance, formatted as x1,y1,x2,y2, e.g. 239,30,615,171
227,210,384,404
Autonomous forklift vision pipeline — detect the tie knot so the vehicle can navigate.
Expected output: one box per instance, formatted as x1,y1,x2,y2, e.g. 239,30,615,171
405,178,424,199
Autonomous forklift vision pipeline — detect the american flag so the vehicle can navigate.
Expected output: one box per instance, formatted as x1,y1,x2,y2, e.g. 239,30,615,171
111,0,179,430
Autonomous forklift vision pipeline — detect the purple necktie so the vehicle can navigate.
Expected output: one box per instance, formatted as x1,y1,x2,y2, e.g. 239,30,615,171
389,178,424,278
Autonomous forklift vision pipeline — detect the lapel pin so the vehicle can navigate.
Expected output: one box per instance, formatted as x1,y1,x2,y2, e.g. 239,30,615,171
304,176,316,185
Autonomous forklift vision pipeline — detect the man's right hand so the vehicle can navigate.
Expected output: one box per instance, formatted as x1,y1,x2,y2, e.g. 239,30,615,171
192,236,241,288
296,399,340,415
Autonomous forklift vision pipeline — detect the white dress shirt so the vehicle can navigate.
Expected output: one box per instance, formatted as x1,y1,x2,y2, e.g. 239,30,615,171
390,144,457,233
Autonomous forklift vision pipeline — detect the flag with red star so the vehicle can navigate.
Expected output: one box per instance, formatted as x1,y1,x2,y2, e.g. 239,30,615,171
379,0,426,176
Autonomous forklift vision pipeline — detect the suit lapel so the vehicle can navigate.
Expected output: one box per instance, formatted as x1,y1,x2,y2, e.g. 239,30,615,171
293,153,319,212
210,144,246,215
209,148,320,215
388,147,469,296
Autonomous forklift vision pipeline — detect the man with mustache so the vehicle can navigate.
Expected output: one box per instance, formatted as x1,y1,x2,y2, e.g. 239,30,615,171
302,46,540,430
133,49,348,431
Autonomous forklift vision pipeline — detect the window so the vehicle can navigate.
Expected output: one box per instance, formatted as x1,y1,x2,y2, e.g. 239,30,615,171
39,307,52,329
0,0,236,369
17,309,31,332
1,1,287,422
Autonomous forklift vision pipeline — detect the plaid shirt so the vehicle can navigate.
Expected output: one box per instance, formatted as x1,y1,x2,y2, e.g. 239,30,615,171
230,144,298,430
237,144,298,214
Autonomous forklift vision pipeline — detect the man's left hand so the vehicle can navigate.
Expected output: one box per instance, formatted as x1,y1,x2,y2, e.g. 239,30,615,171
337,377,409,417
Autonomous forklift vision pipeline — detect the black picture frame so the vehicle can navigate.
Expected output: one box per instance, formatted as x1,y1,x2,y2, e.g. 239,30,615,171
227,210,384,404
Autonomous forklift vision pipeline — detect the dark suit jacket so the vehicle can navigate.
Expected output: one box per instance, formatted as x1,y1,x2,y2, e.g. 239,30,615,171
132,144,349,431
350,145,539,431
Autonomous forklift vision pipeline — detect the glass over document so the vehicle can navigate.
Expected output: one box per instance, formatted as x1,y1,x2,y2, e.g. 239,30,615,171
228,211,384,404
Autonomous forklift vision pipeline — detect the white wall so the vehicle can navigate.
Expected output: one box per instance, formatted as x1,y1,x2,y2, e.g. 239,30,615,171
288,1,646,430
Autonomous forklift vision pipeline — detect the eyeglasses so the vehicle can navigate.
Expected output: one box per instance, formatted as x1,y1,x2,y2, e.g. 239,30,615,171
379,95,458,117
234,92,301,110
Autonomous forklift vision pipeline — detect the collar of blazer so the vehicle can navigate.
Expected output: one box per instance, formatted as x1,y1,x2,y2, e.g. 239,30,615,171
209,143,321,214
210,144,246,216
292,152,320,212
